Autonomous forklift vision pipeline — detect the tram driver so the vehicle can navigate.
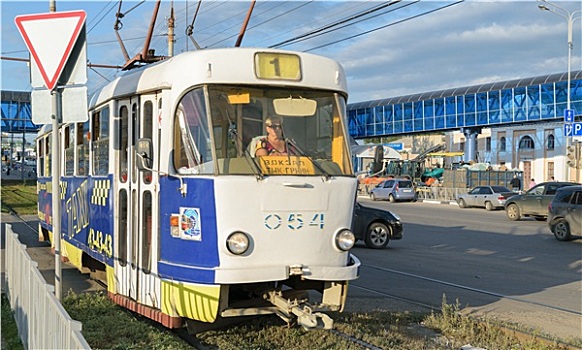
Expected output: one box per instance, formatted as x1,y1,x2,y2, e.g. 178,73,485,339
254,116,296,157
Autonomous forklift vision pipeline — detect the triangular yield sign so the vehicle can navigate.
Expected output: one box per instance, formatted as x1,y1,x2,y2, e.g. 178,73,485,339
15,10,86,91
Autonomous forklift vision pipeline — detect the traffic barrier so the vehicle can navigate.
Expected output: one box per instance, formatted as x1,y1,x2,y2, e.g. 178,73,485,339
4,224,91,349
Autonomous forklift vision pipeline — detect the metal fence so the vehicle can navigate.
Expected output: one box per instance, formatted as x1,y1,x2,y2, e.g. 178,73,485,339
4,224,91,350
415,186,468,202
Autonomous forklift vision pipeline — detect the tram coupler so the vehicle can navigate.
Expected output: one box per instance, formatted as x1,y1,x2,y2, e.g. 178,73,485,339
263,290,334,330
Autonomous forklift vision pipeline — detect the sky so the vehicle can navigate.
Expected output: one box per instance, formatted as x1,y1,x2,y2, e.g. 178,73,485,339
1,0,581,104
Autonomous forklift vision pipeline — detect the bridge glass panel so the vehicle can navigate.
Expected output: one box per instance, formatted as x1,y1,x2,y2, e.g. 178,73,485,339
363,108,375,136
383,105,394,134
456,96,464,127
514,87,526,122
393,104,403,133
414,102,424,131
527,85,540,120
434,98,445,129
476,92,488,125
464,94,475,126
501,89,513,123
488,91,500,124
374,106,384,135
540,83,555,119
403,102,413,132
424,100,435,130
357,109,369,136
555,81,568,119
348,110,358,135
445,96,456,127
572,79,582,114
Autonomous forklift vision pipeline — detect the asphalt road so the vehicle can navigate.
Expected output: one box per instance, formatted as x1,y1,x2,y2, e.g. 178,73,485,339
346,198,582,342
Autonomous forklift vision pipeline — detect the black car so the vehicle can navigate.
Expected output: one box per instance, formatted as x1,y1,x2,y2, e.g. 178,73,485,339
504,181,580,221
352,202,403,249
547,185,582,241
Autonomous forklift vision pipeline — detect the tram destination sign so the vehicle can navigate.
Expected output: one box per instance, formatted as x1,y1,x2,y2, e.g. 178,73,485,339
564,122,582,137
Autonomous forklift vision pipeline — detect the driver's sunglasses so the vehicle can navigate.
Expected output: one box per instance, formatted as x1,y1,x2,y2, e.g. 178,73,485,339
268,124,282,129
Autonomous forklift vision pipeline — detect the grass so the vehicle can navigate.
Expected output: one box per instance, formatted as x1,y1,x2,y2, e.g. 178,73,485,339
0,180,38,215
1,293,24,350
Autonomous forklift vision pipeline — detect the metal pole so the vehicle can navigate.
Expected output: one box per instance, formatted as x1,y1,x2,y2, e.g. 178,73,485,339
49,0,62,301
51,90,62,300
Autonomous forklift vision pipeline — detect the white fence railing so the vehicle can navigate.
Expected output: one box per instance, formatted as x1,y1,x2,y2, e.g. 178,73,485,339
4,224,91,350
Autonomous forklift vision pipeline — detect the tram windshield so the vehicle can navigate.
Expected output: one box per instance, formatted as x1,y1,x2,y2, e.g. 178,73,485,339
174,85,353,177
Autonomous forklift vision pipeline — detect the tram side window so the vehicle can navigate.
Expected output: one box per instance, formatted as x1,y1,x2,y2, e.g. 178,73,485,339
76,122,89,175
118,106,129,183
37,137,46,177
64,125,75,176
45,136,51,175
92,107,110,176
173,88,213,174
142,101,153,184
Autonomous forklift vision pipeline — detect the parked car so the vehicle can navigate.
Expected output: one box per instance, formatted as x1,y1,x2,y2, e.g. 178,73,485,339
547,185,582,241
504,181,580,221
353,202,403,249
369,178,415,202
457,185,517,210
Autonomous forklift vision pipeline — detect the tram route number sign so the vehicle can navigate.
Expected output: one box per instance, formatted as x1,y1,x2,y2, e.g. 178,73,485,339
564,122,582,137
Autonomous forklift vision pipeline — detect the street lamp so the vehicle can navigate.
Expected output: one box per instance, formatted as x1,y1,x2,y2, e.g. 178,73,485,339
538,0,582,181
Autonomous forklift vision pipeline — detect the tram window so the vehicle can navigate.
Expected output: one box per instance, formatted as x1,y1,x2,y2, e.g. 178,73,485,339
118,106,129,183
142,101,153,184
92,107,110,176
64,126,74,176
173,88,213,174
38,137,47,177
141,191,152,274
118,189,128,267
76,122,89,175
45,136,51,175
132,103,139,183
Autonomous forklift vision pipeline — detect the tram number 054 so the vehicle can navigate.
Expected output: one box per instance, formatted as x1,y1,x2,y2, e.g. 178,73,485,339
264,213,324,230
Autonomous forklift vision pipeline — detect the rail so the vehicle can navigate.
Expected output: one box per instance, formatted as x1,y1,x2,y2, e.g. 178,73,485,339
4,224,91,350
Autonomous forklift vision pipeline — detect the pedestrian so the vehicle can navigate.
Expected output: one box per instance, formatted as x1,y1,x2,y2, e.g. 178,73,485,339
529,178,536,189
509,174,521,192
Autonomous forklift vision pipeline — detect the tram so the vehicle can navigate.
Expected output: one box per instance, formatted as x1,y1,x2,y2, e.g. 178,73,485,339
37,48,360,331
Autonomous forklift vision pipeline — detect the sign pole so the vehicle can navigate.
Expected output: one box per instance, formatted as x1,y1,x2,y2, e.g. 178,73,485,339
52,89,62,300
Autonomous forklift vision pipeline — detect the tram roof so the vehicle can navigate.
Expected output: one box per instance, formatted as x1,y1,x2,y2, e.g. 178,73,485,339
348,70,582,109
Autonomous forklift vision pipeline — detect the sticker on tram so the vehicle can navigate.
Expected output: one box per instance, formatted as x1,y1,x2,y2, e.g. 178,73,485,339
180,207,202,241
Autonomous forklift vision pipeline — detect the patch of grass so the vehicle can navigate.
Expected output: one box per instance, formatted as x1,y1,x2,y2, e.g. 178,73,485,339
62,291,192,349
1,293,24,350
5,290,578,349
0,180,37,215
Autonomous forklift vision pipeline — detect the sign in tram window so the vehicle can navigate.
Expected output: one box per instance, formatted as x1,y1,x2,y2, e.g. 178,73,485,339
255,53,301,81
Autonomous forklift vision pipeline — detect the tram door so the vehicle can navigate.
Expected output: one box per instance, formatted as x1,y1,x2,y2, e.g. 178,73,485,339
133,94,159,307
115,94,159,307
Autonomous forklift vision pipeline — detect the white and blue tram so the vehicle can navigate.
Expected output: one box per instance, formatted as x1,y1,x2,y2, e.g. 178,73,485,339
37,48,360,330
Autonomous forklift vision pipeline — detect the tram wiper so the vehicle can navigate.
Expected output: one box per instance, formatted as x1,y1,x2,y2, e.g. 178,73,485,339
286,138,331,181
225,111,264,180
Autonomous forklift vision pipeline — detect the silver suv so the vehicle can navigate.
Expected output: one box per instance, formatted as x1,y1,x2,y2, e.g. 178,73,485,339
547,185,582,241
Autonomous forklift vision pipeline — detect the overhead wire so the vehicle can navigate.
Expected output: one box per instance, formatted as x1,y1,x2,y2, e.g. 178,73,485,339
269,1,406,49
304,0,465,52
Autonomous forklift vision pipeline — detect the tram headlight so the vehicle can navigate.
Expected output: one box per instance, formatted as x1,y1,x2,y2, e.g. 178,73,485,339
226,232,250,255
335,229,356,251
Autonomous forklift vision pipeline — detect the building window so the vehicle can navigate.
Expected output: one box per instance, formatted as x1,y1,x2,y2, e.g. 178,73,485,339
518,135,534,150
547,134,555,150
486,137,491,152
547,161,554,181
499,137,506,151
